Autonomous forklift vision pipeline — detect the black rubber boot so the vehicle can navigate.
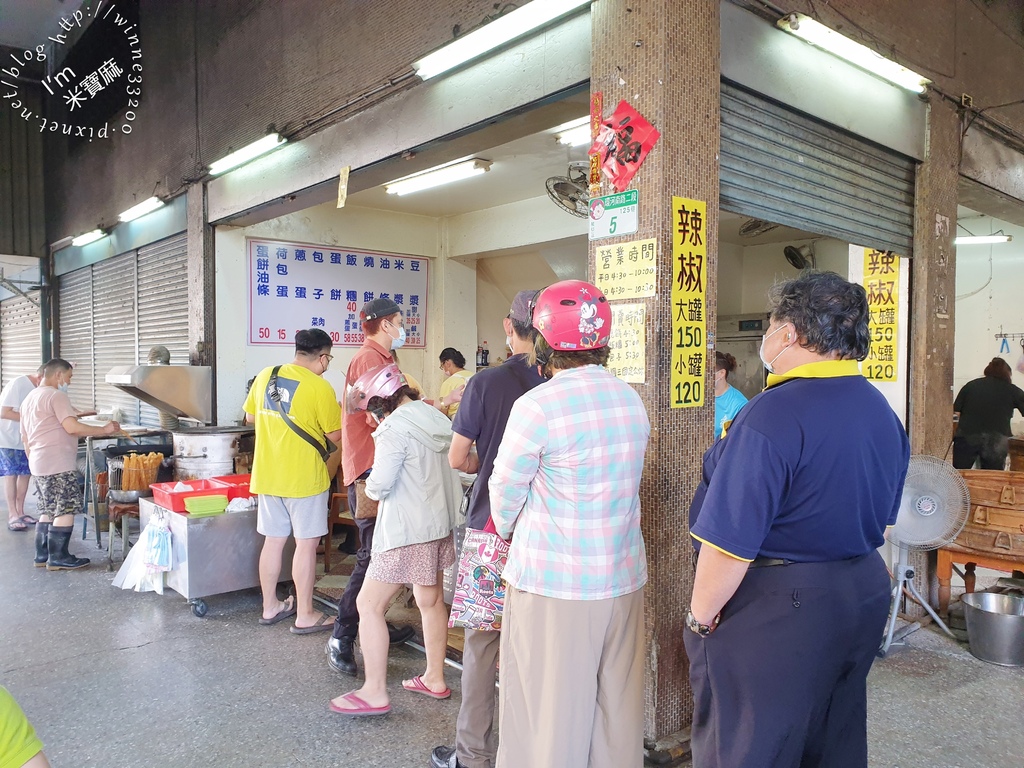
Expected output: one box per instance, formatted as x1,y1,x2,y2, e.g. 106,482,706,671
33,521,50,567
325,636,357,676
46,525,90,570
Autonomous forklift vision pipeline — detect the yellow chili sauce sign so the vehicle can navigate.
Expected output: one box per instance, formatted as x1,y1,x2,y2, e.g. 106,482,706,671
862,248,900,382
670,196,707,408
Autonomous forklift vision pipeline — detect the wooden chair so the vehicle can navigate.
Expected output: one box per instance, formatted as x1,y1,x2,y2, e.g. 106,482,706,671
323,474,358,573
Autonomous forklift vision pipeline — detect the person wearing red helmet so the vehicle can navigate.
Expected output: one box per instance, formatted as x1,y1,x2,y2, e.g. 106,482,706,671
329,363,463,716
488,280,651,767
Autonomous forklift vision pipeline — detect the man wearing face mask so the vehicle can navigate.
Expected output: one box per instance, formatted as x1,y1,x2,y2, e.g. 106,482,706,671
328,298,415,675
686,272,909,768
20,359,120,570
245,329,343,632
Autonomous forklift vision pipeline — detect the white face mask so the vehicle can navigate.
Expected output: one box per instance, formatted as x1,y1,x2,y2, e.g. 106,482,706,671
759,324,791,373
58,382,70,393
387,321,406,350
506,335,513,353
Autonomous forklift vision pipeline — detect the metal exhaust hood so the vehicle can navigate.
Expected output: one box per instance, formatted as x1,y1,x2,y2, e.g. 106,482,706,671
105,365,213,424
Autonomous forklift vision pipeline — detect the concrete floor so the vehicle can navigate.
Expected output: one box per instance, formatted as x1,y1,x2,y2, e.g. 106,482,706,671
2,513,1022,768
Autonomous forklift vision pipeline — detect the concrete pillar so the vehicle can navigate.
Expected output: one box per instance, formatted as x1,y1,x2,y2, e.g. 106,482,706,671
908,97,960,612
591,0,720,749
187,184,217,418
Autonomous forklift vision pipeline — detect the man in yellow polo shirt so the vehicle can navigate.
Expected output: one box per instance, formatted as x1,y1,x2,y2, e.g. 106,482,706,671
244,329,343,634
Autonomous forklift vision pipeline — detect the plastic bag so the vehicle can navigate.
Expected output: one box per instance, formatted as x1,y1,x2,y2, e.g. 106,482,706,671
448,522,509,632
142,515,173,572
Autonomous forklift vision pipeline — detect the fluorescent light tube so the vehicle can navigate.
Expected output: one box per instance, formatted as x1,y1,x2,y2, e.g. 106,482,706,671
556,124,592,147
414,0,592,80
385,159,492,196
954,235,1012,245
118,196,165,222
71,230,106,247
209,133,287,175
777,14,930,93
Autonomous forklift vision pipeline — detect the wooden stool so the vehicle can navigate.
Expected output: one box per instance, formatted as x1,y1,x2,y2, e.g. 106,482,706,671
323,484,358,573
107,501,140,562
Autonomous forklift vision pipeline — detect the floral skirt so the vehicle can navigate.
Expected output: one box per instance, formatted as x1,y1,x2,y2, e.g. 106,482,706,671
367,534,455,586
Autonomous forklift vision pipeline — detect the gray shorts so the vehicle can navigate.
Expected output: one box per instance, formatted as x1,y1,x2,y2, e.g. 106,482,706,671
34,471,82,517
257,491,329,539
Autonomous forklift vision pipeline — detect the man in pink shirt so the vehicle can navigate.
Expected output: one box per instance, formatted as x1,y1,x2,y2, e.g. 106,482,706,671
20,359,120,570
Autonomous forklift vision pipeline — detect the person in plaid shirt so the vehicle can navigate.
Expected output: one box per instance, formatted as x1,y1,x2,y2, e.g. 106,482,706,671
489,280,650,768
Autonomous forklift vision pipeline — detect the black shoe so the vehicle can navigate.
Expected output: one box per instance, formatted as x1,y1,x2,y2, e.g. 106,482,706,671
326,635,357,676
33,521,50,567
46,526,90,570
388,623,415,646
430,746,465,768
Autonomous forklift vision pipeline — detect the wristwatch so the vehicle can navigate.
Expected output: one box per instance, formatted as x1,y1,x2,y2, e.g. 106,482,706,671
686,609,720,637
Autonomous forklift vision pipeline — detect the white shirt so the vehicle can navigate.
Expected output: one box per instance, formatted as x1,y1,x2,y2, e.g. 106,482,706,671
0,376,37,450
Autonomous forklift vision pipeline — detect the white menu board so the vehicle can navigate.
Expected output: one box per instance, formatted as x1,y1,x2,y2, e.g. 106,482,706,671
248,238,429,348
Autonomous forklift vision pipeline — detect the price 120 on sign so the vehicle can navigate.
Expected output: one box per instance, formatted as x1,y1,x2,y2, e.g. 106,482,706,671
670,196,708,408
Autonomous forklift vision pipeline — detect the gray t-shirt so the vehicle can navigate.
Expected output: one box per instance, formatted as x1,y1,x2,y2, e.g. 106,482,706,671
451,354,545,529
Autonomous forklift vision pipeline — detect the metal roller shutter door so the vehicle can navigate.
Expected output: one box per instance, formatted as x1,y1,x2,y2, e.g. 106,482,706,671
91,253,141,425
58,268,95,408
720,81,916,254
0,293,41,388
137,233,189,428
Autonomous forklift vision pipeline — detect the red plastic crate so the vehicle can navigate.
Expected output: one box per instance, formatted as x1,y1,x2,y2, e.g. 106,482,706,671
210,474,252,501
151,479,232,512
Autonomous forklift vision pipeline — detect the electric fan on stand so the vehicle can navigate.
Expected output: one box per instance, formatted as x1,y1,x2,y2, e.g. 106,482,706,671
879,455,971,656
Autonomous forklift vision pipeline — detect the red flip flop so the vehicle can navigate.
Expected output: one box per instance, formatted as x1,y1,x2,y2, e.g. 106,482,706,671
328,691,391,717
402,675,451,700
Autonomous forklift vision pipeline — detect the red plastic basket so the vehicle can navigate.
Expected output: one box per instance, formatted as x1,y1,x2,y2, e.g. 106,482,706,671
151,479,233,512
210,474,252,501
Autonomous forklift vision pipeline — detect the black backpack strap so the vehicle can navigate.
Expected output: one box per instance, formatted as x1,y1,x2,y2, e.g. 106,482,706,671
267,366,335,462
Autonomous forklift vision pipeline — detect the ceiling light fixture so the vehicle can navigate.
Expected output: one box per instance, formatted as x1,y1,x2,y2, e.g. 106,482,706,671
554,119,592,147
118,196,165,222
384,159,492,196
777,13,931,93
413,0,592,80
71,229,107,247
208,133,287,175
954,235,1013,245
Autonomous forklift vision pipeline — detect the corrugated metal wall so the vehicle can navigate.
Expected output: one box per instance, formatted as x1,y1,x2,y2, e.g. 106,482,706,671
0,294,41,387
720,81,916,254
91,253,141,423
57,269,95,408
137,233,189,427
56,234,189,426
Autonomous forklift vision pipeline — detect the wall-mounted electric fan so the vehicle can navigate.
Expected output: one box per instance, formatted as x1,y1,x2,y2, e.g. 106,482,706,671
545,161,589,218
879,455,971,656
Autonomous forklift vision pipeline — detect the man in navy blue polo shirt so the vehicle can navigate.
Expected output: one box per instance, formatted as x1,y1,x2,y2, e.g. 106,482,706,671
686,271,909,768
431,290,544,768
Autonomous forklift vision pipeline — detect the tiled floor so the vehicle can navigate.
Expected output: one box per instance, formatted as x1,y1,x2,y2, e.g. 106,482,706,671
2,507,1022,767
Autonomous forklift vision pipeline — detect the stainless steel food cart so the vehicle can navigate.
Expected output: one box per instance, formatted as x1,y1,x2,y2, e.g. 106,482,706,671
139,498,293,617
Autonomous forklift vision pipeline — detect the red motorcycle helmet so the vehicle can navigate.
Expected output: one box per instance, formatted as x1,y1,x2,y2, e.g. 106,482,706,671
531,279,612,351
344,362,407,413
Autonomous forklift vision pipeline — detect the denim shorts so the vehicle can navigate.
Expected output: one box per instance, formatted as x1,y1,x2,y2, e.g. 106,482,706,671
0,448,30,477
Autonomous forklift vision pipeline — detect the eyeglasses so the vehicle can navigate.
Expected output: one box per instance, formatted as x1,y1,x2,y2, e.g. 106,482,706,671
321,354,334,363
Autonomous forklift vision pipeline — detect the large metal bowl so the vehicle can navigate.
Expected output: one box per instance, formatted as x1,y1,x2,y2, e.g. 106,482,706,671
961,591,1024,667
107,489,152,503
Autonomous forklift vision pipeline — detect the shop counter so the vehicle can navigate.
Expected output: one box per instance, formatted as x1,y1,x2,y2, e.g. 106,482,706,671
139,498,293,616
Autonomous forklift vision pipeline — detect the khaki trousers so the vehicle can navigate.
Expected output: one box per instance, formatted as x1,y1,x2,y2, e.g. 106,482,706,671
455,628,501,768
496,587,645,768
